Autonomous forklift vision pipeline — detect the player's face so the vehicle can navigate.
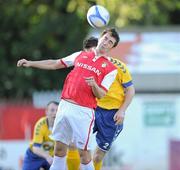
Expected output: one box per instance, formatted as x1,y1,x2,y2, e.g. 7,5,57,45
46,103,58,119
97,32,116,52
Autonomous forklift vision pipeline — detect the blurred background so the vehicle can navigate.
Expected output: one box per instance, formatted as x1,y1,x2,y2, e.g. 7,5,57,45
0,0,180,170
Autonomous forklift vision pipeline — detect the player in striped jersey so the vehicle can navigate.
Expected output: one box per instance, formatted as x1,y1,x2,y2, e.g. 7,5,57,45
93,57,135,170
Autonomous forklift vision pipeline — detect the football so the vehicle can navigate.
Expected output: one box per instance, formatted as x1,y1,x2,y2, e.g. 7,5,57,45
87,5,110,28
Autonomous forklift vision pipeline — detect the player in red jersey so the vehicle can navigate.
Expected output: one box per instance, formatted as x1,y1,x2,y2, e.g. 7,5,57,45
17,28,119,170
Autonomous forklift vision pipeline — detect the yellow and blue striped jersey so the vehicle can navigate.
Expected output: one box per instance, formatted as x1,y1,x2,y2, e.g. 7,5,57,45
97,58,133,109
29,117,54,156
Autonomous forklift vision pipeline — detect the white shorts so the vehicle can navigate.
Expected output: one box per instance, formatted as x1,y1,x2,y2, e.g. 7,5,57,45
50,99,95,150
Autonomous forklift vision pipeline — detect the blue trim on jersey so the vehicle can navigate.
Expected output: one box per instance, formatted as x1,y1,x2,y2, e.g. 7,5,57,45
22,148,50,170
33,143,42,147
122,81,133,88
93,107,123,151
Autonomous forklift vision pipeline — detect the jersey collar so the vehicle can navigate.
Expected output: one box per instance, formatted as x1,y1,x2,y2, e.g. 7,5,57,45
92,49,109,62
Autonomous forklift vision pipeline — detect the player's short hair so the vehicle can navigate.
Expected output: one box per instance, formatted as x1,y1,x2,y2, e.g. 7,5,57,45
47,101,59,107
83,37,98,50
101,27,119,47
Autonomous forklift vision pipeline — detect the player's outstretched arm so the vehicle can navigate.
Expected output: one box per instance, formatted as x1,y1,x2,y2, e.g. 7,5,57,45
17,58,65,70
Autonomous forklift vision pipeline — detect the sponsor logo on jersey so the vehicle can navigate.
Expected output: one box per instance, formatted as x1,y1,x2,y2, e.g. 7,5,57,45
102,62,107,68
77,62,101,76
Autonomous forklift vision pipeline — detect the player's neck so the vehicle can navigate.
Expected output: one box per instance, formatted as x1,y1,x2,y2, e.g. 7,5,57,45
94,48,108,58
47,117,54,128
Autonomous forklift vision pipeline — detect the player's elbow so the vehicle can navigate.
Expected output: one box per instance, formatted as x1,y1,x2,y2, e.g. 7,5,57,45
97,90,106,99
50,65,59,70
47,60,65,70
53,63,65,70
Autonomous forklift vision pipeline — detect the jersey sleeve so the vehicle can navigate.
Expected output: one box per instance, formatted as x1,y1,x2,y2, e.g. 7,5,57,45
32,119,46,147
57,51,82,67
101,69,117,91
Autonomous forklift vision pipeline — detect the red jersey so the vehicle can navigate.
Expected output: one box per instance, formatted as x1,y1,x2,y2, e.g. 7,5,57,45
58,51,117,108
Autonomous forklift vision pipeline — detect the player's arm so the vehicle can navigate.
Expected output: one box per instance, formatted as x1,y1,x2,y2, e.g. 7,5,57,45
91,83,106,99
32,146,53,164
120,85,135,111
114,85,135,125
85,77,106,99
90,69,118,99
31,119,53,164
17,51,82,70
85,69,118,98
17,59,65,70
115,85,135,118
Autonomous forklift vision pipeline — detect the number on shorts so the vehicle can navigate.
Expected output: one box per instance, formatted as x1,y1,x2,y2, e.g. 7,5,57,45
103,143,109,149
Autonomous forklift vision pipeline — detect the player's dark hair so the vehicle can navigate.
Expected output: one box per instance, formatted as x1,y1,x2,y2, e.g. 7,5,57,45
83,36,98,50
101,27,119,47
47,101,59,107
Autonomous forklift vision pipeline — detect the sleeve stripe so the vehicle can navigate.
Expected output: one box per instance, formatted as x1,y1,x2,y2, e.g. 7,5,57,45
33,143,42,147
122,81,133,88
60,59,68,67
99,85,108,92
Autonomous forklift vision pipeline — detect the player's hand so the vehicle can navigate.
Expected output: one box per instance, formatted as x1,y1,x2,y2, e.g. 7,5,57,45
17,59,31,67
84,76,96,87
46,156,53,165
113,110,125,125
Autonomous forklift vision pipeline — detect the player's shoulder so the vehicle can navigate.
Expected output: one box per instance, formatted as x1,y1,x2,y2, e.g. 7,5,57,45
110,57,126,67
35,117,47,128
75,50,94,61
110,57,129,73
65,50,83,59
104,58,117,71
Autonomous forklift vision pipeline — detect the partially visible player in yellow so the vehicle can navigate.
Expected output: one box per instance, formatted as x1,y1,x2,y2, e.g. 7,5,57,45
66,37,98,170
93,57,135,170
22,101,59,170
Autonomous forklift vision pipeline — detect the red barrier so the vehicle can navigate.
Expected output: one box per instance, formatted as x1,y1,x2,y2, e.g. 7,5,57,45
0,104,45,140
